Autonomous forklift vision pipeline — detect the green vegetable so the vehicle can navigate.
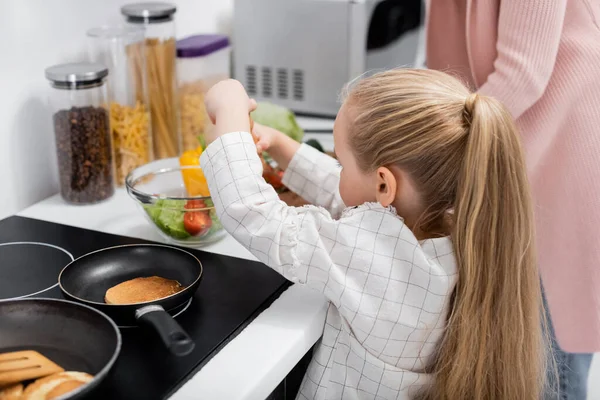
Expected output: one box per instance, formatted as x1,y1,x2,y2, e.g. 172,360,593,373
158,210,190,239
251,102,304,143
197,135,207,151
208,210,223,234
145,201,162,221
199,200,223,236
144,199,191,239
305,139,324,153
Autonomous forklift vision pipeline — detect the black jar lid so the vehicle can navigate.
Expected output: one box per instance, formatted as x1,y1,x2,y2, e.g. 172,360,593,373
121,2,177,23
45,62,108,89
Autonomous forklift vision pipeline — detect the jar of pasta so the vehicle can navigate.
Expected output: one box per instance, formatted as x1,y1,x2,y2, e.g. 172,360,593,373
176,35,231,152
87,25,152,186
121,2,180,159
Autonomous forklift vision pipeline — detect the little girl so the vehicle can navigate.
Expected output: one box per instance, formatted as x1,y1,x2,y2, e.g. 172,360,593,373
201,69,546,399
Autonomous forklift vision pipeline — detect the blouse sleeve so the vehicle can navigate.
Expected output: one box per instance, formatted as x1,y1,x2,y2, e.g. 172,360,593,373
478,0,567,119
282,143,346,218
200,132,347,297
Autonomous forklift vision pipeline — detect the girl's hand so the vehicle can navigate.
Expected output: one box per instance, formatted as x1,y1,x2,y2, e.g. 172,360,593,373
204,79,257,142
252,123,285,153
205,79,252,122
252,123,301,171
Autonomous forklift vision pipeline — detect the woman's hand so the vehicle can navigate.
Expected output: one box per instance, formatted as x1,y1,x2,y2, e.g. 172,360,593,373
204,79,257,143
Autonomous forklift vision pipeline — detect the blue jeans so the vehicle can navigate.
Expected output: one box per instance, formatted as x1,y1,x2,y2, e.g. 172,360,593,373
544,293,593,399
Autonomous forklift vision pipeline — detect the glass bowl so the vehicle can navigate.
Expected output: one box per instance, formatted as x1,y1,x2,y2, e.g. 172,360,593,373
125,158,225,246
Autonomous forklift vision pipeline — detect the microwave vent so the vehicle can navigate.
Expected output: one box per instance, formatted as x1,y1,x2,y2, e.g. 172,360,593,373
245,66,304,102
277,69,288,99
293,70,304,101
261,67,273,98
246,66,257,96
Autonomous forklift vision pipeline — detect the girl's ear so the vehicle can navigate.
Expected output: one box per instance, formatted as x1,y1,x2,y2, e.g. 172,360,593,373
375,167,397,207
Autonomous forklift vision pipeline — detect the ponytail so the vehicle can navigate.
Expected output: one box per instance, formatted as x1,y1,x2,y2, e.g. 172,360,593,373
346,69,547,400
432,94,546,399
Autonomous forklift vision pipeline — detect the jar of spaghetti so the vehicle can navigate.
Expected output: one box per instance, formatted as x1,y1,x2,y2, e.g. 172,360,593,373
176,34,231,152
121,2,180,159
87,25,152,186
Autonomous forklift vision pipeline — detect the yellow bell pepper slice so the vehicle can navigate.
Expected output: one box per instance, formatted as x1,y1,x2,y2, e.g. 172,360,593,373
179,146,211,197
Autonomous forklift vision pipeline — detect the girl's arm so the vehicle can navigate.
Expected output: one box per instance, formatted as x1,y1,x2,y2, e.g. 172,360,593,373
282,143,346,218
200,131,346,294
200,132,455,309
203,79,345,217
478,0,567,118
256,123,346,217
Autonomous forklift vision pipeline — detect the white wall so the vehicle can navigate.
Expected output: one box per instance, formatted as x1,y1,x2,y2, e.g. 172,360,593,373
0,0,233,219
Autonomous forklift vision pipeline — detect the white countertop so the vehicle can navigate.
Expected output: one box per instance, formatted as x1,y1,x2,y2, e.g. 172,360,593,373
18,122,335,400
296,116,335,132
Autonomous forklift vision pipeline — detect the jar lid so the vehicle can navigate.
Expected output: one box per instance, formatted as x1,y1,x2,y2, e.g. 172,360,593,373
121,2,176,23
176,35,230,58
45,62,109,84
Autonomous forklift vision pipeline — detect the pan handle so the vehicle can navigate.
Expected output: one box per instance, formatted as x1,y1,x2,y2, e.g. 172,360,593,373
136,305,195,356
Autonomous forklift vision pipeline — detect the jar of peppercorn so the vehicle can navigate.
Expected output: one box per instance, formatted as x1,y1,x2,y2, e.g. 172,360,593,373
45,62,115,204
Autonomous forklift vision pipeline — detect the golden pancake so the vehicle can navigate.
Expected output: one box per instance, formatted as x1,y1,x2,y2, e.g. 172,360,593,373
105,276,184,305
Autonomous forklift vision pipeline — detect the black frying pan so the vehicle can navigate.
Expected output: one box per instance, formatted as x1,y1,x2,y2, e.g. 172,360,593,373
59,244,203,357
0,298,120,399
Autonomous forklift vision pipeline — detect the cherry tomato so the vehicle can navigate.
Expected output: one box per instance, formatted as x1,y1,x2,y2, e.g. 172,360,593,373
183,211,212,236
185,199,206,210
264,170,284,189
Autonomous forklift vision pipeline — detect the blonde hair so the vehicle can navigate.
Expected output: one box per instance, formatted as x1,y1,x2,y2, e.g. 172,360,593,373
345,69,546,399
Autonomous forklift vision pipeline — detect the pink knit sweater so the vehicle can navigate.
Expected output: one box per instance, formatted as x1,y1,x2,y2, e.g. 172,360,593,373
426,0,600,352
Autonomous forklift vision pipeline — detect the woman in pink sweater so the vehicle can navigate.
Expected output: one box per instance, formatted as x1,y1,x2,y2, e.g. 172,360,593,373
426,0,600,398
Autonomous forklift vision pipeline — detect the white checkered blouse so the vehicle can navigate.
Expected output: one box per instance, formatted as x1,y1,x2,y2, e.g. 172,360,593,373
200,132,458,400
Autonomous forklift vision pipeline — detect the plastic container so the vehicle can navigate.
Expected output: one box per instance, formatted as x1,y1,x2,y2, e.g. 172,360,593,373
121,2,180,159
45,63,115,204
87,25,152,186
177,35,231,151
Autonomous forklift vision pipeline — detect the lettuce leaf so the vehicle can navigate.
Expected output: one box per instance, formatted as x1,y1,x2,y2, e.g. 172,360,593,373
251,102,304,143
144,200,191,239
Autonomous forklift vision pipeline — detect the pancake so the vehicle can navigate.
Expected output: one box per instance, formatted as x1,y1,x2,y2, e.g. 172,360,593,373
105,276,184,305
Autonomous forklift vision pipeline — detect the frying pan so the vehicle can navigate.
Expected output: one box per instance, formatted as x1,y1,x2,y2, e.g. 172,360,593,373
0,298,120,399
59,244,203,357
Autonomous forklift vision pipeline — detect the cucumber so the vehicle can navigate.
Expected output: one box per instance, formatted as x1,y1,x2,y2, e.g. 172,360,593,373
305,139,324,153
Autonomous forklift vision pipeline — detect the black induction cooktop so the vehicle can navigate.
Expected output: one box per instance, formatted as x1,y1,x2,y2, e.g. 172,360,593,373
0,216,290,399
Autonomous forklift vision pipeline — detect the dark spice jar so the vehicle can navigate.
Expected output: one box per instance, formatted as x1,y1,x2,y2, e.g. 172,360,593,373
45,63,115,204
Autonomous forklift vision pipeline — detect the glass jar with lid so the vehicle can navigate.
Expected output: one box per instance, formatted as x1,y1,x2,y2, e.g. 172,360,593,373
121,2,180,159
45,63,115,204
177,35,231,152
87,25,153,186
